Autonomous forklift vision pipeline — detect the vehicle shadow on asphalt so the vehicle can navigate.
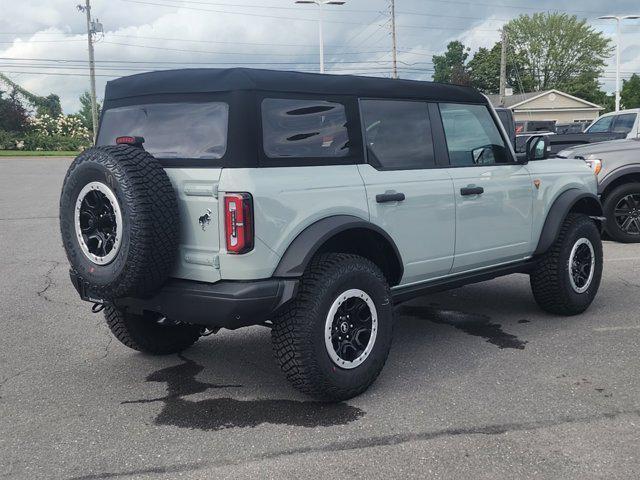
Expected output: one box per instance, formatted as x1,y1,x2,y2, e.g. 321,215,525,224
117,279,565,432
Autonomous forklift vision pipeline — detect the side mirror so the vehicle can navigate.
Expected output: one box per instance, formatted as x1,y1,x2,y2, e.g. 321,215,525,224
525,135,550,162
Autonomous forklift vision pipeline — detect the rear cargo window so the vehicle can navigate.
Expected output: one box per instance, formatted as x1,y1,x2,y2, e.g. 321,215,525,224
261,98,349,158
97,102,228,159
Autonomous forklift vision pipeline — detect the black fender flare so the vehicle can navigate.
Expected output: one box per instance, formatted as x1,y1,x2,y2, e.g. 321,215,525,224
534,189,603,255
598,164,640,195
273,215,404,283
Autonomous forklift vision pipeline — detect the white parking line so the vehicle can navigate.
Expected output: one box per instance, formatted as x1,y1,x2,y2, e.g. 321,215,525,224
606,257,640,262
593,326,640,332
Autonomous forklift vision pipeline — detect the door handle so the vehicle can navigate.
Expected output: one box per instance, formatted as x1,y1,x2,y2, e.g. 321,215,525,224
376,191,406,203
460,186,484,196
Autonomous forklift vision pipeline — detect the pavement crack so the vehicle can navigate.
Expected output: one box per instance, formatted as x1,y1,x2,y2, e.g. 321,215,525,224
36,260,73,306
36,261,61,302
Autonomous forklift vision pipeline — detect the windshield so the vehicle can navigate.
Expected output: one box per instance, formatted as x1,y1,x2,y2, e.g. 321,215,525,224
97,102,229,159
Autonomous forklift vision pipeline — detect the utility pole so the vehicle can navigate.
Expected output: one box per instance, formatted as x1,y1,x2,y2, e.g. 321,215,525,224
499,27,508,106
390,0,398,79
78,0,100,143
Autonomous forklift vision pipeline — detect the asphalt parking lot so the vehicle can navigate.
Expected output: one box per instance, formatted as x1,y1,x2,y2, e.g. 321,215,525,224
1,156,639,479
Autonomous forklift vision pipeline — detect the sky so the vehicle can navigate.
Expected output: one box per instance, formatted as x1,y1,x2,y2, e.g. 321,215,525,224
0,0,638,113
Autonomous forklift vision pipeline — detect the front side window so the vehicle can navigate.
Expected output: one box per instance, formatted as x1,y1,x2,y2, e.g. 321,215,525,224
360,100,435,170
586,115,614,133
440,103,511,167
612,113,637,134
261,98,349,158
98,102,229,159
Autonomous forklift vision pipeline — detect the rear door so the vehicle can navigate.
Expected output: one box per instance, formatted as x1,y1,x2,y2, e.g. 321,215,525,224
357,99,456,286
97,101,230,283
438,103,533,273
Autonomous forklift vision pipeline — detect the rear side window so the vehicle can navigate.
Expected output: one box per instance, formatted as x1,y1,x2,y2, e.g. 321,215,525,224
612,113,637,134
261,98,349,158
440,103,511,166
360,100,435,170
98,102,229,159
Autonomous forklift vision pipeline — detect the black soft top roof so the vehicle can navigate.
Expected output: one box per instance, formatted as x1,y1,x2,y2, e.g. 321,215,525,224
104,67,486,104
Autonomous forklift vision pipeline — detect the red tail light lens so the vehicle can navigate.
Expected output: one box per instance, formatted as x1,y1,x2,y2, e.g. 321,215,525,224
224,193,254,254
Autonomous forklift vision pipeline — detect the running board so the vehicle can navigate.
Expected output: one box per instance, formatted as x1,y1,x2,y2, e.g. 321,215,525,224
391,260,536,305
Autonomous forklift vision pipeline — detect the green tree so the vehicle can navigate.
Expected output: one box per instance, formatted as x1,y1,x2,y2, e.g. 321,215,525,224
77,91,101,131
432,41,471,86
621,74,640,109
0,89,29,132
467,42,534,94
505,13,612,94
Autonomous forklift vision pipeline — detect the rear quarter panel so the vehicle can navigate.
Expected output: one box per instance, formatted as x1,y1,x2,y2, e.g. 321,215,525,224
217,165,369,280
525,158,598,248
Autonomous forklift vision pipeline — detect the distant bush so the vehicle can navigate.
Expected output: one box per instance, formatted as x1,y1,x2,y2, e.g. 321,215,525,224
0,130,18,149
22,132,87,151
0,112,93,151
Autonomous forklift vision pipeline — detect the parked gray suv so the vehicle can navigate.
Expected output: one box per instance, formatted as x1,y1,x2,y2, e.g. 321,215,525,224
559,138,640,243
60,69,604,401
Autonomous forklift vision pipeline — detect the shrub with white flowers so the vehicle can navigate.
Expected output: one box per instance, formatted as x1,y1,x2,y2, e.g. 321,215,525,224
29,113,92,141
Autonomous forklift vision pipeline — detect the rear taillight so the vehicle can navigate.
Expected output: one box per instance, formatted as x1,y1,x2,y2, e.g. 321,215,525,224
224,193,254,254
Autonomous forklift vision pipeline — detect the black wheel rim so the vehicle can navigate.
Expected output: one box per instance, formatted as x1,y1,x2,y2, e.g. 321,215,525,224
80,190,117,257
614,194,640,235
325,289,378,369
569,238,595,293
74,182,123,265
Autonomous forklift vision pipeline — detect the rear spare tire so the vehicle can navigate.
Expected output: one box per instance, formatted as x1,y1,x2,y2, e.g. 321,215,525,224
60,145,179,299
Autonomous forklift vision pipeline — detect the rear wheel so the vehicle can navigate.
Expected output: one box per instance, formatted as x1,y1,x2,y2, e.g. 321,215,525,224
530,213,603,315
104,305,201,355
603,183,640,243
272,253,394,401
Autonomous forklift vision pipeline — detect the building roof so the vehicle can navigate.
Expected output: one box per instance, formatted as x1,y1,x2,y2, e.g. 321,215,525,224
487,89,602,110
104,67,487,104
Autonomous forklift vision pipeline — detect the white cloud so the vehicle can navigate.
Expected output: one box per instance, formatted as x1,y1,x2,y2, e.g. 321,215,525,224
1,0,638,113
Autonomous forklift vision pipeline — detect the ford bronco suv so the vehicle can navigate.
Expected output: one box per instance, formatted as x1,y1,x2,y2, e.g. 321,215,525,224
60,68,604,401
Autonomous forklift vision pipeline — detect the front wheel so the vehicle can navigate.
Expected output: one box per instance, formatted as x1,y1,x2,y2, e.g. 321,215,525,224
271,253,394,401
602,183,640,243
530,213,603,315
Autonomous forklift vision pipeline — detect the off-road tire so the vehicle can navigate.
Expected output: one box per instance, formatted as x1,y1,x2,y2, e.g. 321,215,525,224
104,305,200,355
272,253,394,402
530,213,603,315
60,146,179,299
602,183,640,243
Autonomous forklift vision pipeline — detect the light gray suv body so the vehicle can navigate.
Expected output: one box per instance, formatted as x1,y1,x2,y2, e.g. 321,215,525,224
60,68,604,400
559,138,640,242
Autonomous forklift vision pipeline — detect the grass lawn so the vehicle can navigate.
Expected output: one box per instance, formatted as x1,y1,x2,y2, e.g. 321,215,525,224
0,150,80,157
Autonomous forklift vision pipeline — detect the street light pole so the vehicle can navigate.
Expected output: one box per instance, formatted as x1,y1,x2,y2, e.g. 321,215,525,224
598,15,640,112
295,0,346,74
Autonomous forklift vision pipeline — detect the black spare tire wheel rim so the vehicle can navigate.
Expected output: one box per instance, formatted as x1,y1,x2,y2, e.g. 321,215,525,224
325,288,378,369
614,193,640,236
74,181,123,265
568,237,595,294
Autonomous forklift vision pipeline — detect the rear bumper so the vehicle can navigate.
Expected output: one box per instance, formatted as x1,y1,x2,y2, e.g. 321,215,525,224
70,271,298,330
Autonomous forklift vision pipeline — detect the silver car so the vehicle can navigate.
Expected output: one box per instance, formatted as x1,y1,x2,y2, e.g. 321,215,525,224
559,138,640,243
